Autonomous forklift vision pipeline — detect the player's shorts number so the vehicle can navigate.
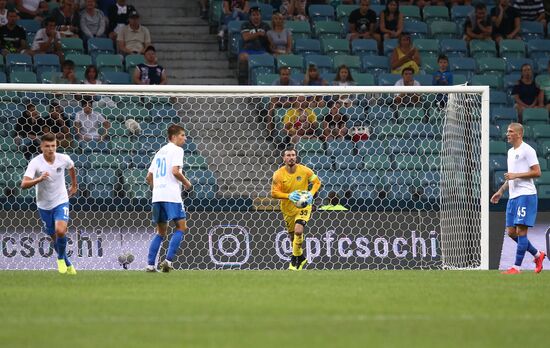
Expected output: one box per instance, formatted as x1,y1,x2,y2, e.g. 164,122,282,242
63,206,69,219
155,157,167,178
517,206,526,218
299,209,308,216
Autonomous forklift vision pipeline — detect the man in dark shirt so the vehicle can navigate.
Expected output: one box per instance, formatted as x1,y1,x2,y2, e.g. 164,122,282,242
238,6,271,84
491,0,521,43
133,45,167,85
464,2,492,42
512,64,544,123
0,10,29,55
107,0,137,40
348,0,380,46
14,103,47,160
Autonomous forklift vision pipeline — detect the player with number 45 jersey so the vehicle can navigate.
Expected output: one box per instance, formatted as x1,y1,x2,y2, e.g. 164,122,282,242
21,133,78,275
145,125,192,273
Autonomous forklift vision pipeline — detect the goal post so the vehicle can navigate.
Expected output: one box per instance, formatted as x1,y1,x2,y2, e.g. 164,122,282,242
0,83,490,270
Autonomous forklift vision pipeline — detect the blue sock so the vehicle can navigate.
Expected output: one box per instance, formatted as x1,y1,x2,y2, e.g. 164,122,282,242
509,235,537,256
515,235,529,267
166,230,184,262
53,238,72,266
147,234,164,266
56,236,67,260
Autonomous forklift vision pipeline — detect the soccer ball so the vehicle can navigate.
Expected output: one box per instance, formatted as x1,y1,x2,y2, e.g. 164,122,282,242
294,191,311,208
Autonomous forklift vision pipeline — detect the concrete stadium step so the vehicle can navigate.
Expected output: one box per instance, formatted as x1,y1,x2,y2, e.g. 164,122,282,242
153,42,219,53
168,68,235,79
159,51,228,60
162,59,230,69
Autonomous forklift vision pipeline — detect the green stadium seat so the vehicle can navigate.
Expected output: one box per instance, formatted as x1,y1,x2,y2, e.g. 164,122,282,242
96,54,124,72
522,108,548,126
100,71,131,84
60,38,84,55
440,39,467,58
354,72,375,85
469,39,497,58
9,71,37,83
301,154,334,170
398,107,425,123
65,54,92,70
538,184,550,199
400,5,422,22
0,152,26,169
489,141,508,155
536,172,550,185
499,39,526,59
423,6,450,24
476,57,506,75
362,154,392,170
89,154,121,169
255,73,279,85
471,74,502,90
395,154,424,170
421,56,438,74
332,55,361,74
404,20,428,39
429,21,458,39
185,155,208,170
313,21,342,40
294,38,321,56
414,39,440,57
276,54,304,72
308,4,335,22
351,39,378,58
417,139,441,155
533,124,550,141
296,139,324,154
322,38,350,56
538,157,549,171
125,54,145,73
285,20,312,40
336,4,358,20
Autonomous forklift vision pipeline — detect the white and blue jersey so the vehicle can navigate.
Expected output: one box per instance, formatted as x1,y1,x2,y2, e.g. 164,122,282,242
148,142,186,223
505,142,539,227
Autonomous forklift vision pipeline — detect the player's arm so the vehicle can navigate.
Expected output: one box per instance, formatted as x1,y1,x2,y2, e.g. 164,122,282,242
67,166,77,197
146,171,153,187
271,173,289,200
172,166,192,190
505,164,541,180
491,180,509,204
309,173,321,196
21,173,49,189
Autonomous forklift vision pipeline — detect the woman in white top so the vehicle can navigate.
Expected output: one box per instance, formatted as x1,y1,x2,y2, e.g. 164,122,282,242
267,12,292,55
83,65,102,84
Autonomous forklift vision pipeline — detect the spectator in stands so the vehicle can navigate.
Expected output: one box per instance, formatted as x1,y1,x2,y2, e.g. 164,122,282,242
50,0,81,38
54,60,78,83
80,0,107,43
281,0,308,21
266,66,299,140
74,95,111,142
217,0,249,50
394,67,420,107
511,63,544,123
463,2,493,42
379,0,403,40
0,0,8,26
283,95,318,144
513,0,546,30
267,12,292,55
83,64,102,84
491,0,521,43
0,9,31,55
16,0,47,20
107,0,137,40
348,0,380,48
321,101,349,142
433,54,453,107
333,64,355,86
390,33,420,75
31,17,63,57
238,6,271,84
117,10,151,55
133,45,167,85
43,102,72,148
303,63,328,86
272,65,299,86
14,102,45,160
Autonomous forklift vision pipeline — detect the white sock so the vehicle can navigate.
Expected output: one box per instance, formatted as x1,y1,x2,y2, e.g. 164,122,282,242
535,251,541,258
512,265,521,271
217,30,224,37
146,265,155,270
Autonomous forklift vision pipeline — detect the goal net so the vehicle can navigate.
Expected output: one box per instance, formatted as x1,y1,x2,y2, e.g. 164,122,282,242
0,84,489,270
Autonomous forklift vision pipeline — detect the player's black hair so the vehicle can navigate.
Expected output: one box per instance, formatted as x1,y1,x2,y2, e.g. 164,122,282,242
281,146,297,157
41,133,56,143
437,54,448,63
167,124,185,140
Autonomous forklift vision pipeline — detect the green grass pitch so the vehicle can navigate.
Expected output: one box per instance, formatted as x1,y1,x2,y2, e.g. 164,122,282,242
1,270,550,348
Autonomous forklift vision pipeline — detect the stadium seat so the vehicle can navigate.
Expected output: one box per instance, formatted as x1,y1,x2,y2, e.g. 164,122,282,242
336,4,358,21
89,153,121,169
403,20,428,39
60,38,84,55
9,71,37,83
506,57,534,74
422,5,450,24
125,54,145,73
489,141,508,155
332,55,361,74
361,55,389,77
536,171,550,185
453,73,468,85
407,123,441,139
400,5,422,22
255,73,278,85
489,155,507,172
429,21,458,39
527,39,550,59
490,90,509,108
471,74,502,90
450,57,476,78
296,138,324,154
362,154,392,170
16,19,41,33
248,53,275,84
503,73,520,94
491,107,517,127
326,139,355,157
533,124,550,141
308,4,335,21
313,21,343,40
421,56,438,74
227,20,244,57
395,154,424,170
520,20,544,41
476,57,506,75
439,39,467,58
414,74,433,86
96,54,124,72
6,53,33,73
354,72,375,86
414,39,440,57
499,39,526,59
334,154,363,170
305,54,333,74
285,20,312,40
450,5,473,28
293,38,321,56
383,38,398,56
351,39,378,58
540,140,550,158
539,157,549,170
522,108,549,126
33,54,61,78
276,54,304,72
469,39,497,58
356,139,387,156
100,71,131,84
489,124,502,140
87,38,115,59
322,38,350,56
377,73,400,86
65,54,92,71
538,184,550,199
301,154,334,170
416,139,441,155
255,2,273,20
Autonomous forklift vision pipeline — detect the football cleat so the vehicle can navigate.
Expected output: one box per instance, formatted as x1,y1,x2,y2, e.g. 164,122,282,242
296,254,307,270
57,259,67,274
66,265,77,275
534,251,546,274
145,265,158,273
288,255,297,271
501,267,521,275
160,260,173,273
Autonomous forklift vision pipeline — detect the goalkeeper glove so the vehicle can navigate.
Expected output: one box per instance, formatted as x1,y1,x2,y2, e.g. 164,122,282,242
289,190,301,203
305,191,313,205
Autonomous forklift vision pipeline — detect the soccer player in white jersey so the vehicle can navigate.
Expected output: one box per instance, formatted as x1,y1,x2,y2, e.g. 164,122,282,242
491,123,546,274
21,133,78,274
145,124,192,272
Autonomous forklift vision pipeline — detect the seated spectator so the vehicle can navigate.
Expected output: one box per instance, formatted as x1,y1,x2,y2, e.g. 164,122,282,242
132,45,167,85
280,0,308,21
348,0,380,48
107,0,137,40
32,17,63,57
43,102,72,148
0,0,8,26
267,12,292,55
238,6,271,84
333,64,355,86
16,0,47,20
0,9,31,55
321,101,349,142
80,0,107,42
83,64,102,84
491,0,521,43
54,60,78,83
390,33,420,75
283,95,318,144
14,102,46,160
117,10,151,55
74,95,110,142
50,0,80,38
266,66,299,139
272,66,299,86
379,0,403,40
302,63,328,86
464,2,492,42
394,67,421,107
432,54,453,107
217,0,249,47
511,63,544,123
513,0,546,29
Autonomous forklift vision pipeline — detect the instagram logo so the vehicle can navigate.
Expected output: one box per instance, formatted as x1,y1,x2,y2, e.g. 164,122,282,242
208,225,251,266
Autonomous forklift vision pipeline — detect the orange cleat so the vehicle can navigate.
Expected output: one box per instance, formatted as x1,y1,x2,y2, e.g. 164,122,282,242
501,267,521,274
534,251,546,274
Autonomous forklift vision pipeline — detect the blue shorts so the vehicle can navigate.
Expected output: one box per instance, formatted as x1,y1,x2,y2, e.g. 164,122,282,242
240,49,266,56
38,202,70,236
506,194,538,227
152,202,186,225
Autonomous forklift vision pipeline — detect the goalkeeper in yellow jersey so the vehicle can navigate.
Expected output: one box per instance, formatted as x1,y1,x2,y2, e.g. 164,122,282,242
271,147,321,270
